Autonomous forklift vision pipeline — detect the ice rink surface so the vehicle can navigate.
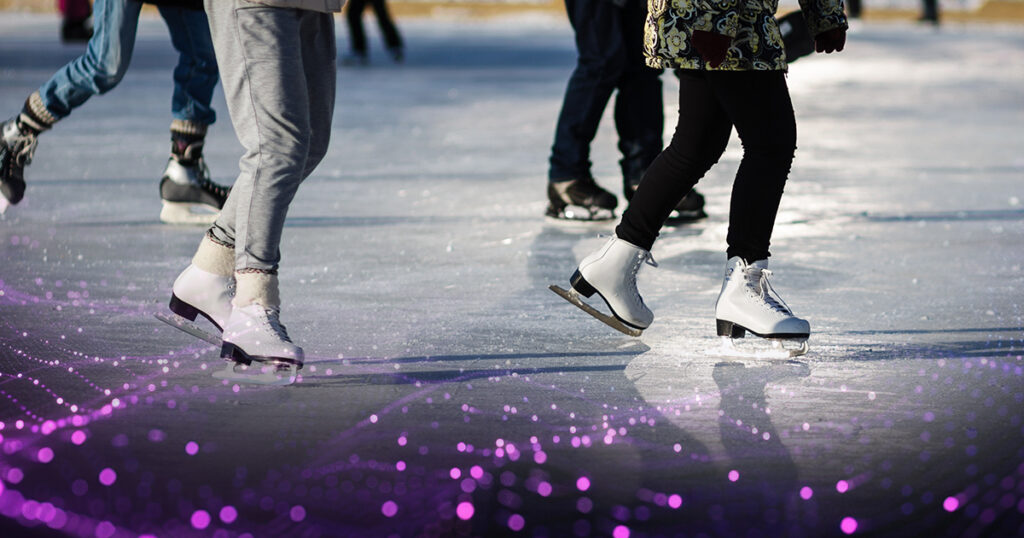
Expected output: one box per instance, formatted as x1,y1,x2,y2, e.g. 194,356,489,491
1,12,1024,537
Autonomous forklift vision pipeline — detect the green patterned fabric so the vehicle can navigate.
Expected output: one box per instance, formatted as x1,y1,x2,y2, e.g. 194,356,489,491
644,0,848,70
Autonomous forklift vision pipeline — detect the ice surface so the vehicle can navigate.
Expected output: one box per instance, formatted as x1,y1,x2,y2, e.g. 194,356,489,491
1,12,1023,536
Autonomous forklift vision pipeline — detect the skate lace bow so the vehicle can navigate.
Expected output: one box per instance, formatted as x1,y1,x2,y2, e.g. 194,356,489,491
10,131,38,166
753,269,793,315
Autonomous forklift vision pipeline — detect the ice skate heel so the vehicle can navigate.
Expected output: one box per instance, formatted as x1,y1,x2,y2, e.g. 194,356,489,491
169,294,201,322
716,319,746,338
569,269,597,298
220,342,252,365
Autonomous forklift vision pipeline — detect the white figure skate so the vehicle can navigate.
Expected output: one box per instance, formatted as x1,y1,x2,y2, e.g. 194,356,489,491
550,235,655,336
708,256,809,359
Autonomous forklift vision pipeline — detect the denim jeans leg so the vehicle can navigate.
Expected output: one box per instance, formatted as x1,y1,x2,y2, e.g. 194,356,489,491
158,6,219,126
37,0,142,119
548,0,626,182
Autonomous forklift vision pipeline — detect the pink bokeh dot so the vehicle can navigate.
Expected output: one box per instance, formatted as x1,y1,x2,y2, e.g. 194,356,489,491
98,468,116,486
290,505,306,522
508,514,525,531
728,470,740,482
191,510,211,530
37,447,54,463
456,501,475,520
613,525,630,538
219,505,238,524
800,487,814,500
840,517,858,534
450,467,461,480
836,480,850,493
71,430,86,445
537,481,553,497
576,476,591,491
185,441,199,456
943,497,959,512
381,500,398,518
95,521,115,538
668,494,682,509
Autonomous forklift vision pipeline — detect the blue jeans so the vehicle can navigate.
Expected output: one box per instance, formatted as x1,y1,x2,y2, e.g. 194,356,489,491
37,0,217,126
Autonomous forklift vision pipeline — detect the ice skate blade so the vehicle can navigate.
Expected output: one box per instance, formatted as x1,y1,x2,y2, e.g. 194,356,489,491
212,361,298,386
546,204,615,223
705,336,808,359
160,201,218,225
549,285,643,337
155,312,221,346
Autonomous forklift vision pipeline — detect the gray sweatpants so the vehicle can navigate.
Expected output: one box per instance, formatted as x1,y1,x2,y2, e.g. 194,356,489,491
203,0,336,272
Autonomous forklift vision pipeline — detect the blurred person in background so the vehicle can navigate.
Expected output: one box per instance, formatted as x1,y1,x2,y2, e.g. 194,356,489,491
59,0,93,42
544,0,706,223
342,0,404,65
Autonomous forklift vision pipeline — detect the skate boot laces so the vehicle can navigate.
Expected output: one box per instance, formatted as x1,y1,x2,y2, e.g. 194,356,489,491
746,268,793,316
627,249,657,309
2,123,38,167
260,307,294,344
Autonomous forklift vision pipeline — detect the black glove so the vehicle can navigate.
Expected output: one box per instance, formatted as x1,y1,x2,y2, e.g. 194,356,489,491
814,27,847,53
692,30,732,68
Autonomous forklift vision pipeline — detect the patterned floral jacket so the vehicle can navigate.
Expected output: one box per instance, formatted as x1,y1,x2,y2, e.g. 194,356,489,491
644,0,848,70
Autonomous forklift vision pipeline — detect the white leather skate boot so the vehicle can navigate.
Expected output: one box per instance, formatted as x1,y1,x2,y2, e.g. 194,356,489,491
715,257,810,339
571,235,656,330
169,235,234,330
221,273,303,366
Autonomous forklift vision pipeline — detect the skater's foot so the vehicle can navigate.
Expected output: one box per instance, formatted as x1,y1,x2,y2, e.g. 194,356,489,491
571,235,656,330
170,265,234,331
221,304,304,366
159,134,229,225
222,272,304,367
0,117,40,213
715,256,809,339
546,177,617,221
169,235,235,330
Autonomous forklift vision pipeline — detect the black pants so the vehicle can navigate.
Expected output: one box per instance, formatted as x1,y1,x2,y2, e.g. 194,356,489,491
345,0,403,54
617,70,796,262
548,0,663,188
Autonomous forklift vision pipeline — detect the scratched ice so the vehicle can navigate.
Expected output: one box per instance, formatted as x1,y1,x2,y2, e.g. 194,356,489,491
1,11,1024,537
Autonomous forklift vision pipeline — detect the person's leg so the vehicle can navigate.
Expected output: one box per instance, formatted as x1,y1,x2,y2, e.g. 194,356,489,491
205,1,319,273
298,12,336,181
616,70,731,250
60,0,93,42
707,71,806,342
38,0,142,120
2,0,140,211
159,5,218,129
613,0,663,190
369,0,404,59
548,0,627,182
708,70,796,263
155,5,228,224
345,0,370,58
199,0,335,364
